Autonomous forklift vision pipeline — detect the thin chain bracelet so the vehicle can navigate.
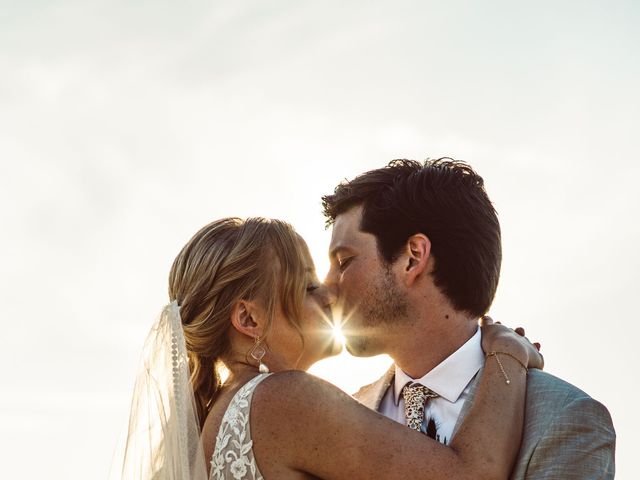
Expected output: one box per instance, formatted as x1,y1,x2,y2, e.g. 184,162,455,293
486,351,528,385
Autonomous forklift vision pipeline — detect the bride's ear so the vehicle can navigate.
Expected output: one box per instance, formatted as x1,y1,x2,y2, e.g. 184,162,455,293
230,300,263,338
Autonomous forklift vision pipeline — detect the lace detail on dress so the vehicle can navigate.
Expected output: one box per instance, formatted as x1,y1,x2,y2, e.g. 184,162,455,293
210,373,271,480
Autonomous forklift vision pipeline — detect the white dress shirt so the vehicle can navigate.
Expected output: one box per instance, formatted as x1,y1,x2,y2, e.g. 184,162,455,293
379,328,484,444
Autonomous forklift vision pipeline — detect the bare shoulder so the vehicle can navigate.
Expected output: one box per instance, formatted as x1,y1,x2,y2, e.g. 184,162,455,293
253,370,352,416
249,371,367,477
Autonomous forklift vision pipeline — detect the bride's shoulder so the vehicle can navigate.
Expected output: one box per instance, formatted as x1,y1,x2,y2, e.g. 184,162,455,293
257,370,337,396
252,371,347,416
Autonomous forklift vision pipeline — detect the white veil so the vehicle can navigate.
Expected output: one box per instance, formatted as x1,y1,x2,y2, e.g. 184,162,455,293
114,301,208,480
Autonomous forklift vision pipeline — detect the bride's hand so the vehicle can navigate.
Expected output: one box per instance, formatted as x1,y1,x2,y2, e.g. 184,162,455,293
479,316,544,370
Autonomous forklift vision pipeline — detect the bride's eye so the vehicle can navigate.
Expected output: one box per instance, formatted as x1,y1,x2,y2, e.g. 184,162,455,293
306,284,319,293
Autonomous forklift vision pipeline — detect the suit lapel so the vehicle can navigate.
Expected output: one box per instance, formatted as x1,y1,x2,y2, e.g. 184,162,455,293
451,366,483,438
354,364,396,411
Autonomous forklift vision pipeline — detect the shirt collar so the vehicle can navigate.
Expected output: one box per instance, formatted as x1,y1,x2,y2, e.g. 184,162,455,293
393,328,484,404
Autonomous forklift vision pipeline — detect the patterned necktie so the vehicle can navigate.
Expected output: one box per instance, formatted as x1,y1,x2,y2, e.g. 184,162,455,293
402,383,439,434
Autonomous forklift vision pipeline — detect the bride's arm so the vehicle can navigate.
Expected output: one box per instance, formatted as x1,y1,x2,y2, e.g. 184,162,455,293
250,324,540,480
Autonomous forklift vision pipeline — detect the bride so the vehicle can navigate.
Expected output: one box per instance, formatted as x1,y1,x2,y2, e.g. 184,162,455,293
118,217,542,480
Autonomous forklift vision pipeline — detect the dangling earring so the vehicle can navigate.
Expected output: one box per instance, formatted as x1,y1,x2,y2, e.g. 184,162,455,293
250,336,270,373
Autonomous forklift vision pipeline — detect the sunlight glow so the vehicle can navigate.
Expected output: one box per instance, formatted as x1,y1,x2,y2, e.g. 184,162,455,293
332,322,346,347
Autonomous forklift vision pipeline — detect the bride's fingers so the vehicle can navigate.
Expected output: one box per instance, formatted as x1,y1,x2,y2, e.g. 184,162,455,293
515,327,525,336
479,315,494,326
537,350,545,370
534,342,541,351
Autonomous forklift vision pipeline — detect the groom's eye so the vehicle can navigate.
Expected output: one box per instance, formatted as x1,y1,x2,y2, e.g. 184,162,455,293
338,257,354,272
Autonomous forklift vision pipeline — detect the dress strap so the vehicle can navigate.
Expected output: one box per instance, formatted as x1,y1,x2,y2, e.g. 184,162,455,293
209,373,272,479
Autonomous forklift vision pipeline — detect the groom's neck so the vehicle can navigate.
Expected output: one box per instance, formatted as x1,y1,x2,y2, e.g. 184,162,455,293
390,310,478,379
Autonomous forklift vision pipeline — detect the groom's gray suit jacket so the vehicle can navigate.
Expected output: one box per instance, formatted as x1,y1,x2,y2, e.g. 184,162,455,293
354,367,615,479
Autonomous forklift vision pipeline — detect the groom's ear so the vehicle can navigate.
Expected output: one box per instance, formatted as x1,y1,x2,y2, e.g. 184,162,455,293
230,300,262,338
403,233,431,287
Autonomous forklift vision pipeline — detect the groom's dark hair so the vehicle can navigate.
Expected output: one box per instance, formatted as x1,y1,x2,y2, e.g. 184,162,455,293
322,158,501,317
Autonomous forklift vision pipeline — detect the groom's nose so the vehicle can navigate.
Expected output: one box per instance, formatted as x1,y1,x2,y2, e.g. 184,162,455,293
323,263,339,286
324,284,337,307
317,282,337,308
323,271,338,298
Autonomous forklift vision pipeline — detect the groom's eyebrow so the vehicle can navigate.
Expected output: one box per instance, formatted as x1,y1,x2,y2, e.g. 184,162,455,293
329,245,351,260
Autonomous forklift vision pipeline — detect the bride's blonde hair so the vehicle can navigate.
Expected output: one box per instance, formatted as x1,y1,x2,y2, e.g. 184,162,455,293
168,217,308,426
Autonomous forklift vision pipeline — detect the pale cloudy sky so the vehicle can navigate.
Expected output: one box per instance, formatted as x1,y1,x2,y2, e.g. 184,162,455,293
1,1,638,478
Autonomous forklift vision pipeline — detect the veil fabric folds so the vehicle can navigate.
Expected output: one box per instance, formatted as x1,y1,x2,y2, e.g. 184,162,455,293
116,301,208,480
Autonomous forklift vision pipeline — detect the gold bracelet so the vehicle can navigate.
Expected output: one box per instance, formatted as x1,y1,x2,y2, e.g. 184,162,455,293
486,351,528,385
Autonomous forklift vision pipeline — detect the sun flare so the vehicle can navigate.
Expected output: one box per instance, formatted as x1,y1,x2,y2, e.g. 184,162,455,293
332,322,346,346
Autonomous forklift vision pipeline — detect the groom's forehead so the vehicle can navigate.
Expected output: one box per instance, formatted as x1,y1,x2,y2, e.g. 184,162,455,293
333,205,363,231
329,206,376,254
330,208,362,242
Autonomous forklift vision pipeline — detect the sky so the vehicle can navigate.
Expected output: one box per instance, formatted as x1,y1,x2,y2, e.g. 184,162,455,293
1,1,638,478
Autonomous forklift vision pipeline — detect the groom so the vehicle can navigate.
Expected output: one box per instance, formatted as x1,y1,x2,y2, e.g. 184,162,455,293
322,159,615,479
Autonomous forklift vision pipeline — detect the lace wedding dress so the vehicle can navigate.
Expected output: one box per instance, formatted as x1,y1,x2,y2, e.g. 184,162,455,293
209,373,271,480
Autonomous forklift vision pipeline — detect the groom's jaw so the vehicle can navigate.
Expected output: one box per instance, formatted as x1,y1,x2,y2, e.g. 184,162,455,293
344,335,380,357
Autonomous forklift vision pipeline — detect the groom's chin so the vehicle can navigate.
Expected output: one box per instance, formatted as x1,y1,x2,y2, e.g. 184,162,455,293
344,336,377,357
